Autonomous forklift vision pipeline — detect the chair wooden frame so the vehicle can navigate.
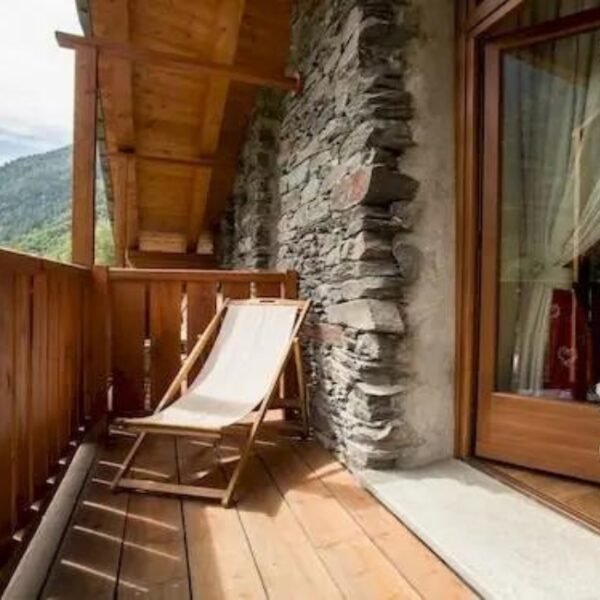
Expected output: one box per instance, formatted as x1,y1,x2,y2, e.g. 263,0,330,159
110,298,311,507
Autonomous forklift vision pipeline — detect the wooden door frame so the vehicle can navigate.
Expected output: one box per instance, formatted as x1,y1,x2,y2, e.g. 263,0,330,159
455,0,600,458
455,0,527,457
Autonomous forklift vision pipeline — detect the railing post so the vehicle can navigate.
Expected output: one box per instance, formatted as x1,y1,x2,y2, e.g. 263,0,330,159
71,46,98,267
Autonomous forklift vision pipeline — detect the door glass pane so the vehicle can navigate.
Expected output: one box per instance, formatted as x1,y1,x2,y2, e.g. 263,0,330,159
518,0,600,24
490,1,600,36
497,28,600,402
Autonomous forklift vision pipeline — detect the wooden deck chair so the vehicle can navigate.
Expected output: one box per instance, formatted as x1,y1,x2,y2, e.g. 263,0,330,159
111,298,311,507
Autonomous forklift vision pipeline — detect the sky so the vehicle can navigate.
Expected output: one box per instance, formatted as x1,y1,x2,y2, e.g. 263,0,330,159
0,1,82,166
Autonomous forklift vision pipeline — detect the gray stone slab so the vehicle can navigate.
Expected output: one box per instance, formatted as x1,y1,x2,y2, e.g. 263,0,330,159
360,459,600,600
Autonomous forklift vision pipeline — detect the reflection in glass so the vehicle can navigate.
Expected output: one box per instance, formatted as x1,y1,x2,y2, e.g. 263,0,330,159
497,29,600,402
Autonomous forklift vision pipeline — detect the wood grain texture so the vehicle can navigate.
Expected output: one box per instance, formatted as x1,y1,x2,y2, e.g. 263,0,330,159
71,46,98,267
0,274,16,549
118,436,190,599
39,433,470,599
42,439,130,600
487,461,600,534
474,13,600,482
111,282,146,414
13,276,33,521
298,442,476,599
85,0,293,260
186,282,218,381
259,445,422,599
149,282,183,407
31,274,50,492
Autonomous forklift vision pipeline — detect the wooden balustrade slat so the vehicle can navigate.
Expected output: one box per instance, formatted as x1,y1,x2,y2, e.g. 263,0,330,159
186,282,218,382
111,281,147,414
255,281,284,298
0,274,16,553
149,282,183,407
31,274,50,492
221,281,251,300
46,275,61,471
85,267,109,420
14,275,33,520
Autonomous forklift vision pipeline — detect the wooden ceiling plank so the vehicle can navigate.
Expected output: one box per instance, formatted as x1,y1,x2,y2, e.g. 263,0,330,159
186,0,247,252
55,32,299,92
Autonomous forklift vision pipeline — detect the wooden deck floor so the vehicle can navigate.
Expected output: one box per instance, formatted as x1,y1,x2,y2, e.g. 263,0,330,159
40,433,474,599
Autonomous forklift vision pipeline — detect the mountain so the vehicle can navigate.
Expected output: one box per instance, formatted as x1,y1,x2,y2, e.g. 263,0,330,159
0,146,114,264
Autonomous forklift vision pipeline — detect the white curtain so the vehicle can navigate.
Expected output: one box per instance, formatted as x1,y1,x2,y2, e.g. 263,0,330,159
501,27,600,394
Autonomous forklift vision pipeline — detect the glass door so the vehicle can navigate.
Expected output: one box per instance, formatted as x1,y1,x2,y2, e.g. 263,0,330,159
476,9,600,481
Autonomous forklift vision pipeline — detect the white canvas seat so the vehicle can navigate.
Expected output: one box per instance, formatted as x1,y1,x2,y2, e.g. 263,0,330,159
111,298,310,507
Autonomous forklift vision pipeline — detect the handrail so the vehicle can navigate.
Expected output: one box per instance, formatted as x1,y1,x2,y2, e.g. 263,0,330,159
0,247,90,276
108,267,295,282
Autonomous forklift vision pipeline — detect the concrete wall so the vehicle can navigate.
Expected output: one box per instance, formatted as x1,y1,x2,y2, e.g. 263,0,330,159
396,0,456,465
220,0,456,469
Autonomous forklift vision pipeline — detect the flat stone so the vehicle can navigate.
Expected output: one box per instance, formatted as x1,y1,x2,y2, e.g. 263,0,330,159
341,231,392,261
326,299,404,333
391,239,421,282
339,276,404,300
332,165,419,211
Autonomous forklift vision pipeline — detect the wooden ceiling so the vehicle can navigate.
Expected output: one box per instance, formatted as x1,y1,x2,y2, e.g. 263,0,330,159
78,0,293,265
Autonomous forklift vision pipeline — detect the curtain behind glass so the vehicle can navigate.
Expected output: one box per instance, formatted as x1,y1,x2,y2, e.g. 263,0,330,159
498,28,600,395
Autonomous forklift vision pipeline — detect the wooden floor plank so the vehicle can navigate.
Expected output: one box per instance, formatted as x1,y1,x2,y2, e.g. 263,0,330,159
232,454,343,599
296,441,476,600
35,436,472,600
42,436,131,599
259,443,422,600
177,437,266,600
117,435,190,599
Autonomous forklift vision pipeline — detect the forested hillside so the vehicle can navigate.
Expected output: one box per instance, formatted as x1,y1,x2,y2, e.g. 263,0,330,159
0,146,114,264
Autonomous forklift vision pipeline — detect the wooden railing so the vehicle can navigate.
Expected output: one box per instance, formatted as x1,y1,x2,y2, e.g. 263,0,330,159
103,268,298,415
0,249,92,555
0,251,298,560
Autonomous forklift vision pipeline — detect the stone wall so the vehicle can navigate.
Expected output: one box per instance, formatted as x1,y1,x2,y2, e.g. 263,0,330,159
220,0,455,468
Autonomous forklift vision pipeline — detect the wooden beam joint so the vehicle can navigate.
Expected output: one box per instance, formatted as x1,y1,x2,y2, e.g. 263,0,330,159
56,32,300,93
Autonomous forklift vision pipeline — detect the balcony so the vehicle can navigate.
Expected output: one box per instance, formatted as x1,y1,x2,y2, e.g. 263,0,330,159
0,247,472,598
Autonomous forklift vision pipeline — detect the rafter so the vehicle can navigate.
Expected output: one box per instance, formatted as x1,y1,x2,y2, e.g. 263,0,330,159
56,31,299,92
87,0,138,259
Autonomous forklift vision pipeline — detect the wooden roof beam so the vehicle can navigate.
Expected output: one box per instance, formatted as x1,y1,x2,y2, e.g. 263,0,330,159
87,0,138,262
56,32,301,93
109,150,226,169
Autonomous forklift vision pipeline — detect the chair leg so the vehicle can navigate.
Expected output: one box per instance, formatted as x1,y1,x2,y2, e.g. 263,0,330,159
293,339,309,439
221,431,254,508
111,432,146,491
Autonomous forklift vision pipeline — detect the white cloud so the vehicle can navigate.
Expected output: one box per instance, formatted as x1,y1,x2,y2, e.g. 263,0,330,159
0,0,81,164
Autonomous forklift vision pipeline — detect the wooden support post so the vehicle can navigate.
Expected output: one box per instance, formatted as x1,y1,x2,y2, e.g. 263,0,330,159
71,47,98,267
112,155,130,267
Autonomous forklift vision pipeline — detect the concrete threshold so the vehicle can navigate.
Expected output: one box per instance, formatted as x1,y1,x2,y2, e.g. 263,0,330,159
359,459,600,600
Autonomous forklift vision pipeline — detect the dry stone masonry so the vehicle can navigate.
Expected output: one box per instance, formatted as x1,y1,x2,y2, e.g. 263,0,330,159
221,0,455,469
